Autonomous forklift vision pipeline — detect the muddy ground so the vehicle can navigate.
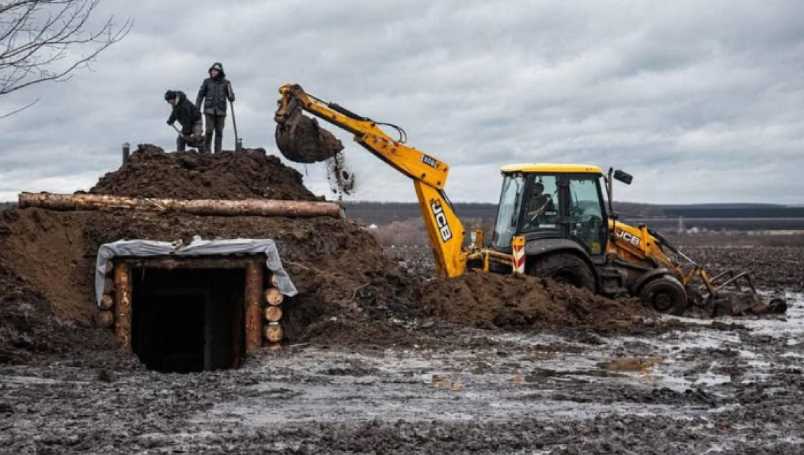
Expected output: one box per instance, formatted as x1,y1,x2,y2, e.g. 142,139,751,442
0,241,801,453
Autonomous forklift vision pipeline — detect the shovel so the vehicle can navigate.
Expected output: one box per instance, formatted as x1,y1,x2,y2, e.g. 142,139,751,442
171,124,203,150
229,99,242,152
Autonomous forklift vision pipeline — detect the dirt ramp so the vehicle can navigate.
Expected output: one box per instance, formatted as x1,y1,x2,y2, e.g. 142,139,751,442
91,144,318,201
419,272,654,332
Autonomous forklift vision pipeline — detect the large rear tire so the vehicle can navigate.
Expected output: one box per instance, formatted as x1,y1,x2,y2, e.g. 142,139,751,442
639,276,688,315
529,253,596,292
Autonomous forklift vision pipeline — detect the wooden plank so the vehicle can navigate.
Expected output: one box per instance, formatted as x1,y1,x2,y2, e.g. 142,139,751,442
244,260,264,353
122,256,258,271
113,262,133,351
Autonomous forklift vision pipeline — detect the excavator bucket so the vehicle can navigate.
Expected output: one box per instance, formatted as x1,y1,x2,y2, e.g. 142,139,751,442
275,96,343,163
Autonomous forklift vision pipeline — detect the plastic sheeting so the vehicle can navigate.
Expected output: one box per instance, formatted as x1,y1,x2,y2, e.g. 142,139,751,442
95,236,298,307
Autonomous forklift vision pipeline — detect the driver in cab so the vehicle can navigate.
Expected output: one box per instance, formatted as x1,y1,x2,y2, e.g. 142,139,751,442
526,181,556,227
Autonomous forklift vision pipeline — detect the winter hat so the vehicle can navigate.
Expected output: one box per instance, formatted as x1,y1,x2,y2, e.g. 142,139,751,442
164,90,177,101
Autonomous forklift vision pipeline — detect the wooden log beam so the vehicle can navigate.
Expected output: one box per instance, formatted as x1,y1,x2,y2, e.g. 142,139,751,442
99,294,114,310
18,192,344,219
95,310,114,328
264,322,284,343
244,260,264,353
264,306,283,322
113,262,132,351
264,288,284,306
122,257,258,271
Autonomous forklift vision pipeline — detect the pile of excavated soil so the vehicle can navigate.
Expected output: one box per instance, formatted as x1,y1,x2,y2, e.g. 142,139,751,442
418,272,655,333
0,254,117,364
0,207,411,359
90,144,318,201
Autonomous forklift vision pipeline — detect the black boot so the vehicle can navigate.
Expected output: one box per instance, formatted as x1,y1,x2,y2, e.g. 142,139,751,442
204,131,213,154
214,132,223,154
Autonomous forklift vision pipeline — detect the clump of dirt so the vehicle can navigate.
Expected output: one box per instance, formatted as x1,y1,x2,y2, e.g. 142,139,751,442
418,272,655,333
90,144,318,201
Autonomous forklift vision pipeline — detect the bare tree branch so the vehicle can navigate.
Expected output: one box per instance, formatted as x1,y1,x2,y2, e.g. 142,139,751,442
0,96,37,118
0,0,131,106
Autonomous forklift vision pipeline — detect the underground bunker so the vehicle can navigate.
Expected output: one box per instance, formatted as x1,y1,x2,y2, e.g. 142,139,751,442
94,238,298,373
131,266,245,373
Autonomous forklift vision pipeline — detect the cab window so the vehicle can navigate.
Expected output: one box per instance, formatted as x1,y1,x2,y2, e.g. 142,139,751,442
492,174,525,248
520,175,560,233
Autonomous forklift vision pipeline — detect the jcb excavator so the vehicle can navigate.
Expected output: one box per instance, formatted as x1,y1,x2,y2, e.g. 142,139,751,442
275,84,785,316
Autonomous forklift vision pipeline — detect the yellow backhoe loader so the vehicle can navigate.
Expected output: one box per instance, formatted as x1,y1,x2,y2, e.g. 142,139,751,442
274,84,786,316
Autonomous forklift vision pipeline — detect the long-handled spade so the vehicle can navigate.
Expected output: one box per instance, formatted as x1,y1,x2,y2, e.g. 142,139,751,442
229,99,242,152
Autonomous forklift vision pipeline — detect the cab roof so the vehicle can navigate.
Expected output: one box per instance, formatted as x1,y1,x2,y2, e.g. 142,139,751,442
500,163,604,174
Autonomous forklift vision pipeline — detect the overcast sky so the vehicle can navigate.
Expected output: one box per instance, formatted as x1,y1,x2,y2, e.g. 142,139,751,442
2,0,804,204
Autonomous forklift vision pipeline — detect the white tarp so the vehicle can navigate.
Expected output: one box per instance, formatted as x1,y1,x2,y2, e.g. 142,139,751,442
95,236,298,307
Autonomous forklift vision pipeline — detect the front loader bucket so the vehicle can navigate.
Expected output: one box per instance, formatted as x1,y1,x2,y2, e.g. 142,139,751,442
706,291,787,317
689,268,787,317
275,105,343,164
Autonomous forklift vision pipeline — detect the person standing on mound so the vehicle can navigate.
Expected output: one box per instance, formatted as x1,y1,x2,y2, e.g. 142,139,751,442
196,62,235,154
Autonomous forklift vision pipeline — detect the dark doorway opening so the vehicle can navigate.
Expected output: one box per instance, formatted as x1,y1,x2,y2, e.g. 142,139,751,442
131,268,245,373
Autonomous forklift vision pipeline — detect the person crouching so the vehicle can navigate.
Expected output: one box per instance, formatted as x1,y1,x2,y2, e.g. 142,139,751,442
165,90,204,152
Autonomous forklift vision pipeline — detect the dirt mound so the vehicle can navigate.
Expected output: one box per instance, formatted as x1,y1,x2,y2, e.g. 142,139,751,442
419,272,654,333
0,207,401,327
0,255,118,364
90,144,318,201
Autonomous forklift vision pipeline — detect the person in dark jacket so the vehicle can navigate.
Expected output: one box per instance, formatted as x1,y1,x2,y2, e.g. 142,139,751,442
165,90,204,152
196,62,235,153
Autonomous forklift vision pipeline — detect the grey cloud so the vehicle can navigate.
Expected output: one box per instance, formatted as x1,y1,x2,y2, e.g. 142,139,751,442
2,0,804,204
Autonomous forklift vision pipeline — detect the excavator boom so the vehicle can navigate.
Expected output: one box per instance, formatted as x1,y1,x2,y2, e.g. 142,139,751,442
275,84,467,277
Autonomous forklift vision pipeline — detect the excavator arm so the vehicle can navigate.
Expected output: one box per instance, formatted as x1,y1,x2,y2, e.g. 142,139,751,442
275,84,467,278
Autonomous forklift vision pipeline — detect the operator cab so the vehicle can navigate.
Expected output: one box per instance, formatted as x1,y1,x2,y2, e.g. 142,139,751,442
491,164,610,257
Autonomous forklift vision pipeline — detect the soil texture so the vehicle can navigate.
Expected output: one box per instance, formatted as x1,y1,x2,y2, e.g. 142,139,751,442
90,144,318,201
419,271,654,333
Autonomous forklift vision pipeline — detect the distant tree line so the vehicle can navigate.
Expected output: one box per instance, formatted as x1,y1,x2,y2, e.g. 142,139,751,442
343,201,804,226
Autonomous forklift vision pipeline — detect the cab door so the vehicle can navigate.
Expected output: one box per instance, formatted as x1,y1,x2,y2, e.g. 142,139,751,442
564,175,607,256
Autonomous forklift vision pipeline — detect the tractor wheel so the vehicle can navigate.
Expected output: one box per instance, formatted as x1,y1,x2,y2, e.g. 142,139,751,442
639,276,688,315
530,254,596,292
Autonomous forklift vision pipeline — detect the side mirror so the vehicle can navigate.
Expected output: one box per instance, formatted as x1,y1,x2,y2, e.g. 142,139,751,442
613,169,633,185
